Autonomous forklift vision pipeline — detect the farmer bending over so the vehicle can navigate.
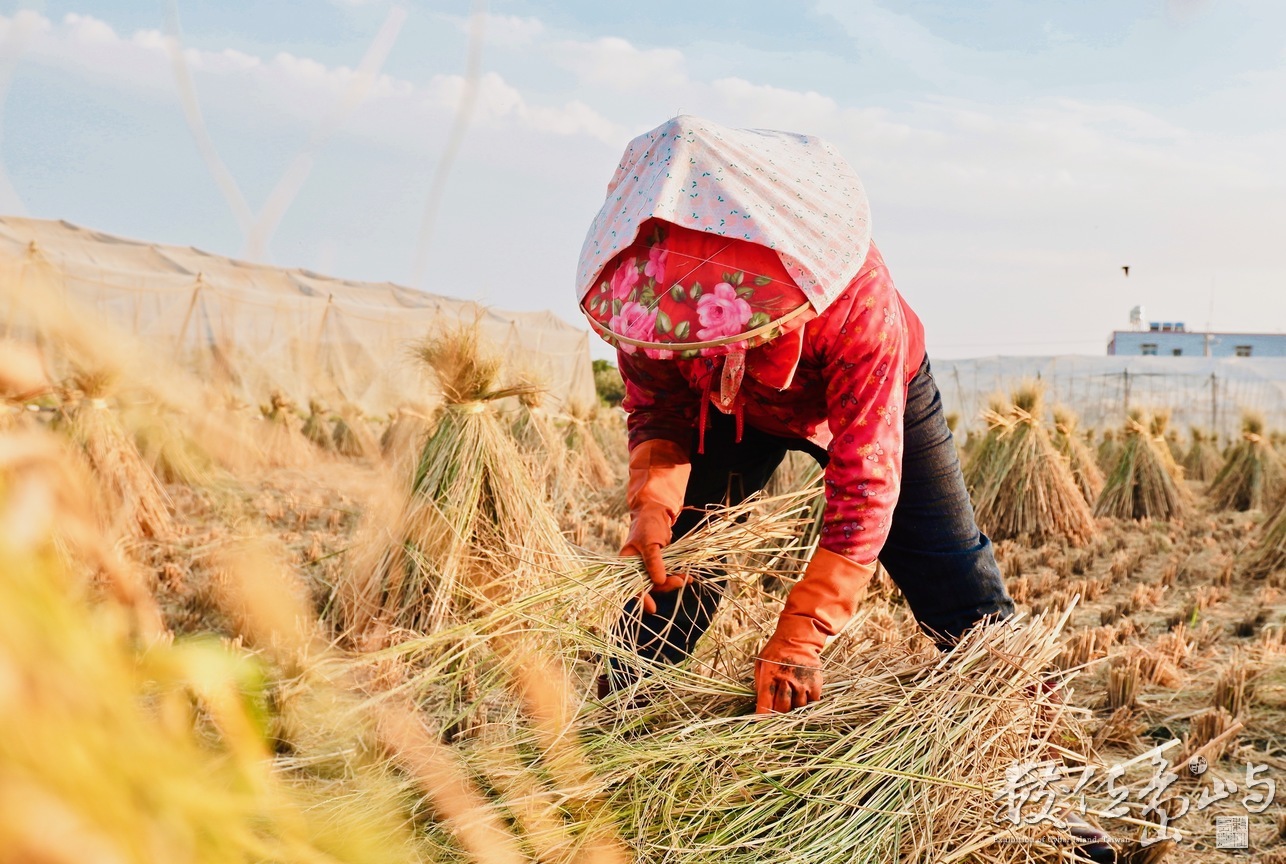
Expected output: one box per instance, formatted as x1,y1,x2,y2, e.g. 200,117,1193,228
577,116,1014,715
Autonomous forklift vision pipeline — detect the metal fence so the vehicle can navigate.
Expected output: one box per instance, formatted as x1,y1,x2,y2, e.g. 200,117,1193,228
931,355,1286,441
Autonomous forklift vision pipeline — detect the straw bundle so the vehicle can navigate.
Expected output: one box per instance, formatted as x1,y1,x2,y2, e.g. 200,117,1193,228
962,394,1011,498
1165,429,1184,464
259,391,313,467
338,324,575,638
301,398,335,451
1245,498,1286,581
127,401,218,486
57,372,175,540
1095,412,1191,521
510,384,568,504
1182,427,1224,483
365,491,816,744
1052,405,1104,505
333,407,378,459
1207,413,1286,512
189,393,262,476
968,384,1096,545
590,408,629,485
380,404,432,470
1149,410,1184,479
1096,429,1121,473
564,400,618,489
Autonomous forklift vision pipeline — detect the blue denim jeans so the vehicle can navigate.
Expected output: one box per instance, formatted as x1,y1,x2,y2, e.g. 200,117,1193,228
609,356,1014,680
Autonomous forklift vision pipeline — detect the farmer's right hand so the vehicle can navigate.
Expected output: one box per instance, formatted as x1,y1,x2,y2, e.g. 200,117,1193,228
621,439,692,615
621,506,690,614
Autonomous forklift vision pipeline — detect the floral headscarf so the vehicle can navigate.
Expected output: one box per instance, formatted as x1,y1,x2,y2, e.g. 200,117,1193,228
581,219,815,360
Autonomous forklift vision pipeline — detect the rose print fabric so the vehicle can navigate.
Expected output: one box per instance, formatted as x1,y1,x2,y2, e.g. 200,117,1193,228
582,219,815,359
617,243,926,566
576,115,871,315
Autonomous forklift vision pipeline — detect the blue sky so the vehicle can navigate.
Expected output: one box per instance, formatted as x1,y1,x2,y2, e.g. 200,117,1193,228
2,0,1284,358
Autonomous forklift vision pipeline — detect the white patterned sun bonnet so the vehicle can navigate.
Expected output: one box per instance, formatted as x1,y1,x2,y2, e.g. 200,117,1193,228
576,115,872,314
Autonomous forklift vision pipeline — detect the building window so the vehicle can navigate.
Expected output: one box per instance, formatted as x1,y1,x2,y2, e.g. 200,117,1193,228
1141,343,1158,355
1235,345,1252,357
1172,348,1182,356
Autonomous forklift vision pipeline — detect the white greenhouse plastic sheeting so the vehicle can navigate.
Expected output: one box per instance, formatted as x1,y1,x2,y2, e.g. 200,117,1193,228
0,217,596,413
932,355,1286,439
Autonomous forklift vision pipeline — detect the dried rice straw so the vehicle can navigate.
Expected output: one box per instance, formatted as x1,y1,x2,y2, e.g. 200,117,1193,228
1207,412,1285,511
1181,427,1223,483
1095,412,1191,522
969,384,1096,545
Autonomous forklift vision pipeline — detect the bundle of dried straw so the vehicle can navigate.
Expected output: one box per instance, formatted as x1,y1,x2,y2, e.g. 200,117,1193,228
1182,427,1224,483
1207,413,1285,511
1095,412,1191,521
968,384,1096,545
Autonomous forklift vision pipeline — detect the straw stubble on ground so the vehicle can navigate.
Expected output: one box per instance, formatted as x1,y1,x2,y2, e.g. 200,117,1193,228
4,294,1285,863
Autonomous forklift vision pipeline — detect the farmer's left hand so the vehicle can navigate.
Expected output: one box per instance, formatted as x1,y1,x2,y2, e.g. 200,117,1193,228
754,614,825,713
754,550,878,713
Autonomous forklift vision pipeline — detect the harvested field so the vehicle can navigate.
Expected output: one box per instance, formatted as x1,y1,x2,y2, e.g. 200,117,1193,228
2,313,1283,864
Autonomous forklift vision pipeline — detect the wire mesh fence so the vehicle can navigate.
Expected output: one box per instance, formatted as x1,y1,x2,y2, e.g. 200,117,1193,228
933,355,1286,441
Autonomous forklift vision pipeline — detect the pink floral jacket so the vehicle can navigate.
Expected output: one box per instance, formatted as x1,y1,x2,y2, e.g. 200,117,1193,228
617,243,926,566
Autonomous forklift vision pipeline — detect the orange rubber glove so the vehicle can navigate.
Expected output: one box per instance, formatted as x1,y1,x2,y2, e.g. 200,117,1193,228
621,438,692,615
755,548,877,714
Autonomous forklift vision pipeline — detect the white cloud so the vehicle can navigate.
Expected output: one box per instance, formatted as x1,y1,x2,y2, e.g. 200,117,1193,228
0,9,50,42
552,36,688,92
420,71,624,144
63,12,117,45
2,11,618,147
708,78,841,131
449,13,545,47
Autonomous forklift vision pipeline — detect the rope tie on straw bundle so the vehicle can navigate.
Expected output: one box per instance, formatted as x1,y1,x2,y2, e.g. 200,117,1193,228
980,409,1006,428
1243,431,1263,444
448,401,489,415
89,398,109,409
